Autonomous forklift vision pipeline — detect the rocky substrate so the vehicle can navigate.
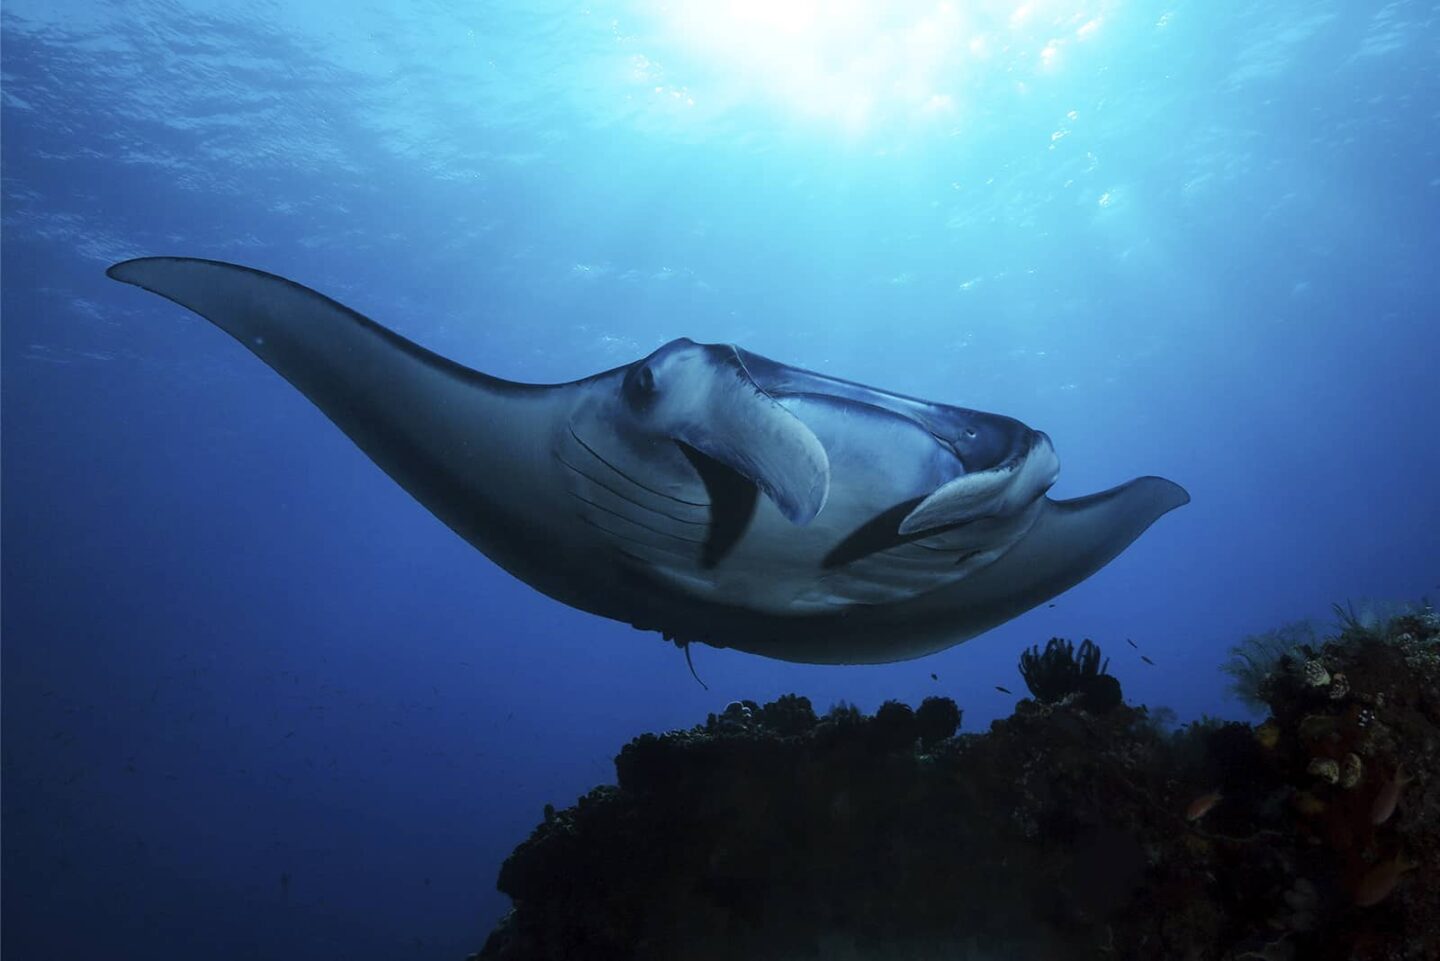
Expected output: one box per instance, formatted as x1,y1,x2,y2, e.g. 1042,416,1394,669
473,607,1439,961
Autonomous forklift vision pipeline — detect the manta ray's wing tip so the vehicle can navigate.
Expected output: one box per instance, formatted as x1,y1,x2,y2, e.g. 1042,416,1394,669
109,256,240,288
106,258,144,282
107,256,184,288
1141,475,1191,511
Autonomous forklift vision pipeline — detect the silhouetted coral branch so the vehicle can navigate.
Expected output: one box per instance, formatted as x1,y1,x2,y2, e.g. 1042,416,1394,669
1018,637,1116,711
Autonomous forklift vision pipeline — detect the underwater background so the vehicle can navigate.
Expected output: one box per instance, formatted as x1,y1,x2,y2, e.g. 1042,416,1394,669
3,1,1437,958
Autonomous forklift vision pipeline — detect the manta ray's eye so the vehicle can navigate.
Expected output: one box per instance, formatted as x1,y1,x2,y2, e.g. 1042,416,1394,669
624,363,660,409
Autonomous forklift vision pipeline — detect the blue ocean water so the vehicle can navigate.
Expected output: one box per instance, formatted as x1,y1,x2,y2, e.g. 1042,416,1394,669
2,1,1436,957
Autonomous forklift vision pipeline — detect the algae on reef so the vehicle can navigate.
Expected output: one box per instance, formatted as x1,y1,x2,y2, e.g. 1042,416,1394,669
474,607,1439,961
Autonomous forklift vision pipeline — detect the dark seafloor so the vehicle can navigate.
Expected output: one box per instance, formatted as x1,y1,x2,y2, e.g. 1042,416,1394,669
472,605,1439,961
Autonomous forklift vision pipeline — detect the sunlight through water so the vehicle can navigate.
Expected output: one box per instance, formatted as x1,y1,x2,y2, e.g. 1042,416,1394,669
642,0,1117,134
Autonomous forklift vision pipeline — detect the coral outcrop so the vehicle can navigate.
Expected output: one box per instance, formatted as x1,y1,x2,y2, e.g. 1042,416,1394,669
474,606,1439,961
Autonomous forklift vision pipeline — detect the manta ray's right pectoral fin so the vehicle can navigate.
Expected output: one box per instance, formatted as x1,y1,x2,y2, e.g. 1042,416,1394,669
106,257,534,557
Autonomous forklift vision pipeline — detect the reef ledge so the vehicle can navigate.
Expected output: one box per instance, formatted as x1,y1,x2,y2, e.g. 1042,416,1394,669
473,605,1438,961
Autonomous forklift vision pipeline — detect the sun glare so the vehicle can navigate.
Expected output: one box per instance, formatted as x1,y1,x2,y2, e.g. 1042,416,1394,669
644,0,1114,134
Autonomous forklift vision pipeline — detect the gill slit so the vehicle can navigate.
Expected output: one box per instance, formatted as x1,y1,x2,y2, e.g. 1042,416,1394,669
567,426,709,507
557,454,706,527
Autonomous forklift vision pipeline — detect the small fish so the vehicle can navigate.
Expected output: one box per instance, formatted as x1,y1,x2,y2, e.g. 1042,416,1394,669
1185,790,1223,821
1047,603,1056,608
930,673,938,681
1141,655,1156,666
1371,765,1414,826
1354,854,1415,907
1126,638,1138,649
995,685,1013,694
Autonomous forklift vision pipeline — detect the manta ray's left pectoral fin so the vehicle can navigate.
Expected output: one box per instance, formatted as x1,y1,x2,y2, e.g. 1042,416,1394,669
967,475,1190,609
1040,475,1190,567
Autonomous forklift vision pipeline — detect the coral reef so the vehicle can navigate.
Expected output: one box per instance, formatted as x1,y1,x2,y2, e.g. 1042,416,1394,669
474,607,1439,961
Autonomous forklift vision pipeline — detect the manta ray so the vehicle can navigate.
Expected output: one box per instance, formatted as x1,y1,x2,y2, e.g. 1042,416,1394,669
108,257,1188,665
